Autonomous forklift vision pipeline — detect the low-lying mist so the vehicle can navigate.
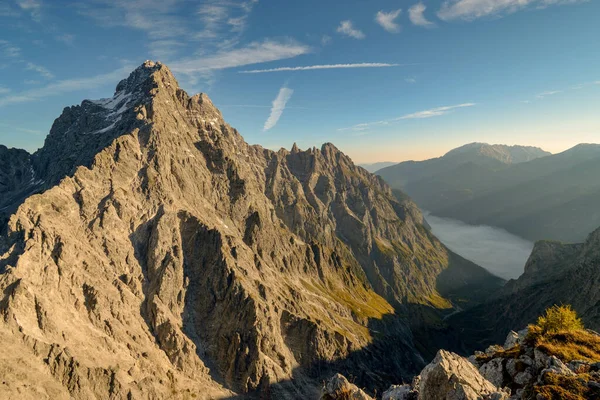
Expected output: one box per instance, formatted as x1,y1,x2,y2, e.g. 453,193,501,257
423,212,534,280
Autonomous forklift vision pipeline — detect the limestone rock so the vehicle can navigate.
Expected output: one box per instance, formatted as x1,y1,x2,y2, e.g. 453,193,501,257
419,350,506,400
0,61,503,398
479,358,505,388
321,374,373,400
382,384,416,400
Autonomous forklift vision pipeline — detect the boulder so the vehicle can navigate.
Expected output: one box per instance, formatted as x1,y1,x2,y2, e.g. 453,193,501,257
418,350,508,400
479,358,505,387
382,384,415,400
534,348,550,370
322,374,373,400
540,356,575,379
503,331,520,349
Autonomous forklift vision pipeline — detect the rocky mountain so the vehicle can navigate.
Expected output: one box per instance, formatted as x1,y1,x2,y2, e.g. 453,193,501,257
0,61,502,399
447,226,600,354
377,143,600,242
0,145,42,235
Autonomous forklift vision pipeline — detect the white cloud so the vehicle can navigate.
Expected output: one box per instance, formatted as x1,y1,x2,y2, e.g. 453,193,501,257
409,3,436,27
339,103,476,131
16,0,42,21
264,86,293,131
149,40,185,59
536,90,562,99
0,87,10,94
239,62,399,74
438,0,586,21
196,0,258,47
26,62,54,79
375,9,402,33
0,65,133,107
321,35,332,46
170,40,310,74
405,77,417,83
398,103,476,119
336,20,365,39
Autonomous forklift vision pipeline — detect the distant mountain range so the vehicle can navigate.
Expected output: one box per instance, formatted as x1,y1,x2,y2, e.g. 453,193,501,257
377,142,600,243
358,161,397,173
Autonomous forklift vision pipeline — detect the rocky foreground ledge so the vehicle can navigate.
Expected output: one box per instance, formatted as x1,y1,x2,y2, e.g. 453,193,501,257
323,328,600,399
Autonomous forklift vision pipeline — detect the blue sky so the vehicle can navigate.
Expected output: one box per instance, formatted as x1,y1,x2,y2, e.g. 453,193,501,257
0,0,598,163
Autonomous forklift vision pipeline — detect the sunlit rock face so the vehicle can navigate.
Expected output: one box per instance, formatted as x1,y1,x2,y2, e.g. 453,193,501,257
0,61,502,398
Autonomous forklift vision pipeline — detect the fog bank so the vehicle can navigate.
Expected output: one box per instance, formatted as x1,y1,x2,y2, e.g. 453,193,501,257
424,212,534,280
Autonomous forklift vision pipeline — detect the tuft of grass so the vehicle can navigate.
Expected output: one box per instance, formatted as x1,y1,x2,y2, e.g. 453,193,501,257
534,372,598,400
525,306,600,363
534,305,584,335
529,328,600,363
476,344,524,363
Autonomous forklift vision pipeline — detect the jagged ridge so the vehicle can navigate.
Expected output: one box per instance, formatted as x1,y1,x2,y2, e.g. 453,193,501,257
0,61,501,399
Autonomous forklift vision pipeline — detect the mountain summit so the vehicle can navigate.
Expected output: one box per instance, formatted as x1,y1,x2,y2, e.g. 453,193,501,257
0,62,501,398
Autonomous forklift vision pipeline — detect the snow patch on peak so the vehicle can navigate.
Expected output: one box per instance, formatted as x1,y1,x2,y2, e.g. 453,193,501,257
91,91,132,111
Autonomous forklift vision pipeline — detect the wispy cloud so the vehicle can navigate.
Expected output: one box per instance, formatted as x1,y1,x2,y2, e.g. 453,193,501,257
26,62,54,79
0,3,20,17
375,9,402,33
55,33,75,46
264,86,294,131
170,40,310,74
0,123,42,135
78,0,187,40
339,103,476,131
321,35,332,46
536,90,562,99
0,87,10,94
399,103,476,119
409,3,436,27
405,77,417,83
438,0,586,21
0,65,133,107
239,62,400,74
16,0,42,22
195,0,258,49
0,40,22,59
79,0,259,61
336,20,365,39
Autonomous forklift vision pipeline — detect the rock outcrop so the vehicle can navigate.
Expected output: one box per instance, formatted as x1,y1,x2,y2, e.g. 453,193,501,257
325,327,600,399
0,61,502,398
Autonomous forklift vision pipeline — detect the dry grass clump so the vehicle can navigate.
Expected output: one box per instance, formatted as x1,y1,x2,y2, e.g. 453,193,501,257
534,372,598,400
526,306,600,363
475,344,524,363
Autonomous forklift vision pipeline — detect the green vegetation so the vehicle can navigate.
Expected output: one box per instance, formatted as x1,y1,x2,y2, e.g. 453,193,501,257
534,305,584,335
525,305,600,363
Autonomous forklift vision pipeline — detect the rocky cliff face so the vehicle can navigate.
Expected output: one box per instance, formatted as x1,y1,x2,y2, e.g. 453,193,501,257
0,61,501,398
0,145,40,236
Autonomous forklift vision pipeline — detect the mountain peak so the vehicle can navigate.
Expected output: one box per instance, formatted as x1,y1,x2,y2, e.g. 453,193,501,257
444,142,550,165
114,60,176,96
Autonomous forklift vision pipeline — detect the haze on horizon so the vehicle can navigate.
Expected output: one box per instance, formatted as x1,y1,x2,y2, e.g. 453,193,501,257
0,0,599,164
